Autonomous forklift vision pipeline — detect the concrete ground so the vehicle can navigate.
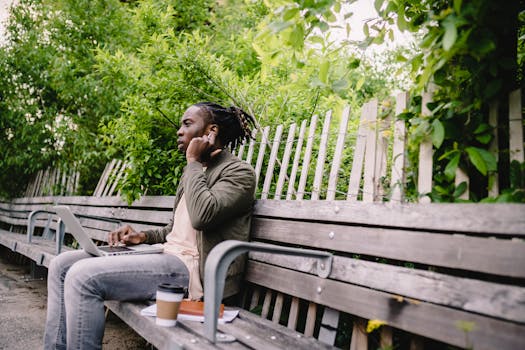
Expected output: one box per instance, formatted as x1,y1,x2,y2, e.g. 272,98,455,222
0,251,148,349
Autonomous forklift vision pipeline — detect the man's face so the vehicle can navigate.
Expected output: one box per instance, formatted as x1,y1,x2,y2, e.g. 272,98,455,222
177,106,209,153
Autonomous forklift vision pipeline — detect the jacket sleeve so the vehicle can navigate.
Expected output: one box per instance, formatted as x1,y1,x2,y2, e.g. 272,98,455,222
182,160,256,231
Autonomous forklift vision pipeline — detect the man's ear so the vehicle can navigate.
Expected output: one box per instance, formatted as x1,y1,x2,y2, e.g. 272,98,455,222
207,124,219,135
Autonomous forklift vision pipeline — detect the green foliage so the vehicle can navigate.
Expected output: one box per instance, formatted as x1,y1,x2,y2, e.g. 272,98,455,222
369,0,522,202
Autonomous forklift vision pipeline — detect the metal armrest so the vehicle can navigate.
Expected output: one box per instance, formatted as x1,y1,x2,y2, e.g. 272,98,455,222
27,210,55,244
203,240,333,343
27,209,66,255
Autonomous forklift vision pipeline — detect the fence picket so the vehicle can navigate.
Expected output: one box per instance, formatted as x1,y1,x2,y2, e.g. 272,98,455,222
347,103,369,201
488,101,499,197
286,120,307,200
311,111,332,200
245,129,258,165
327,107,350,200
297,114,318,200
254,126,270,188
375,112,391,201
391,92,409,202
261,125,283,199
509,89,523,162
418,90,434,203
363,99,379,202
275,123,297,199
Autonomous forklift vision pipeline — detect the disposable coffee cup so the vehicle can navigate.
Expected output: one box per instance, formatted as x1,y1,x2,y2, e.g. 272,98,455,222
156,283,185,327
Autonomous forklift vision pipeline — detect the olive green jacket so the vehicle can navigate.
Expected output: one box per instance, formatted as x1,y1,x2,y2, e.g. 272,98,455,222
142,150,256,293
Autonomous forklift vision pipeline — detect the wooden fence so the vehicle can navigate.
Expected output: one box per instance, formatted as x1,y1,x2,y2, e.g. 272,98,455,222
26,89,523,203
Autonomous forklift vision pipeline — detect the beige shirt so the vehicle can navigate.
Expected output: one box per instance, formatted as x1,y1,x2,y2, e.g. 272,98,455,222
163,193,203,300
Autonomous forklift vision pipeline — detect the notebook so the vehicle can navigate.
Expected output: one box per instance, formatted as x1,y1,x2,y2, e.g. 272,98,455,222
54,205,164,256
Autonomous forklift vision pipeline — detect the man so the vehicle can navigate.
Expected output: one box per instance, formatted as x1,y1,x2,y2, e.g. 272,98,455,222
44,102,256,350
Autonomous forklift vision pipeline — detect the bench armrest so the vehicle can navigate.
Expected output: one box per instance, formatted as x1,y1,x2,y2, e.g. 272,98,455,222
203,240,333,343
27,209,55,243
27,209,66,255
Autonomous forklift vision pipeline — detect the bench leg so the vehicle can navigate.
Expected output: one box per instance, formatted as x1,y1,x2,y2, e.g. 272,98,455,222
30,261,47,279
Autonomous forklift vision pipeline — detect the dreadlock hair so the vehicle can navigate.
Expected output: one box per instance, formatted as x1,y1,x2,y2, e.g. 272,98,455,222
194,102,256,150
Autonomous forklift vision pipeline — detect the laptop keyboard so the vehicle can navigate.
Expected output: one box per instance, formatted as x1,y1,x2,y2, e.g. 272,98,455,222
98,245,133,252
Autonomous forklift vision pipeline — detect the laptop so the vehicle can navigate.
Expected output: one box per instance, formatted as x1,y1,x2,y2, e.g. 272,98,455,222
54,205,164,256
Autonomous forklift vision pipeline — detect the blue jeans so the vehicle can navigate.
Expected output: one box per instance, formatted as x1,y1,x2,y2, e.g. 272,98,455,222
43,250,189,350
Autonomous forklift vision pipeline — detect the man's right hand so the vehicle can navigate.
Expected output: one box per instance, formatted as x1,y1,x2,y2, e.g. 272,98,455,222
107,224,146,246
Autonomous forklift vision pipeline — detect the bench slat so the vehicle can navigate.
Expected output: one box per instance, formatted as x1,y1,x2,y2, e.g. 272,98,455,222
249,252,525,323
254,200,525,236
246,261,525,350
251,218,525,277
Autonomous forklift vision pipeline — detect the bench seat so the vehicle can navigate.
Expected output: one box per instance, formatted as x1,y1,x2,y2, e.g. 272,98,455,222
106,300,335,350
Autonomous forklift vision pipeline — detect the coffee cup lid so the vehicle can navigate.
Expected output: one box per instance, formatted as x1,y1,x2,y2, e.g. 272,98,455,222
157,283,185,293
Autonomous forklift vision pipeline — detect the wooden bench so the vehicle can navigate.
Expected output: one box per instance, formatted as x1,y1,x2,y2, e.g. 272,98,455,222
1,196,524,349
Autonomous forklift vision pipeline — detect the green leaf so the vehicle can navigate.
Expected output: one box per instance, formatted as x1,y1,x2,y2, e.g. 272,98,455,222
431,119,445,148
442,17,457,51
319,60,329,83
466,147,486,175
466,147,496,175
475,133,492,144
283,8,299,21
444,153,460,179
356,76,365,90
453,181,468,199
288,24,305,49
453,0,462,14
374,0,385,13
363,23,369,37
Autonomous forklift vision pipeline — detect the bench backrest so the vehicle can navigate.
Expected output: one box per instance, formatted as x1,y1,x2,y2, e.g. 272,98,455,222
244,200,525,350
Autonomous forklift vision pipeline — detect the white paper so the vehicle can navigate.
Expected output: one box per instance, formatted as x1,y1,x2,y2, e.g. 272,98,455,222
140,304,239,324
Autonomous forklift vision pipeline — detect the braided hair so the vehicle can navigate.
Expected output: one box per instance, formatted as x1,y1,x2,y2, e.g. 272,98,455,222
194,102,256,150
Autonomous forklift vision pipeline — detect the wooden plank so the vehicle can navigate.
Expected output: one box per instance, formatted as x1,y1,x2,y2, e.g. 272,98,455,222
253,200,525,236
261,125,283,199
374,112,390,202
94,161,111,196
106,301,221,350
254,127,270,187
286,120,307,200
311,111,332,200
249,286,261,311
349,318,367,350
261,290,272,319
410,335,424,350
318,307,339,345
107,161,128,197
327,107,350,201
509,89,523,162
272,293,284,324
380,326,393,349
287,297,299,330
249,252,525,323
391,92,409,202
245,129,258,166
418,90,434,203
304,302,317,337
102,159,122,197
362,99,379,202
274,123,297,199
237,140,246,161
488,101,499,197
347,103,369,201
246,262,525,350
297,115,318,200
250,218,525,278
218,309,335,349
